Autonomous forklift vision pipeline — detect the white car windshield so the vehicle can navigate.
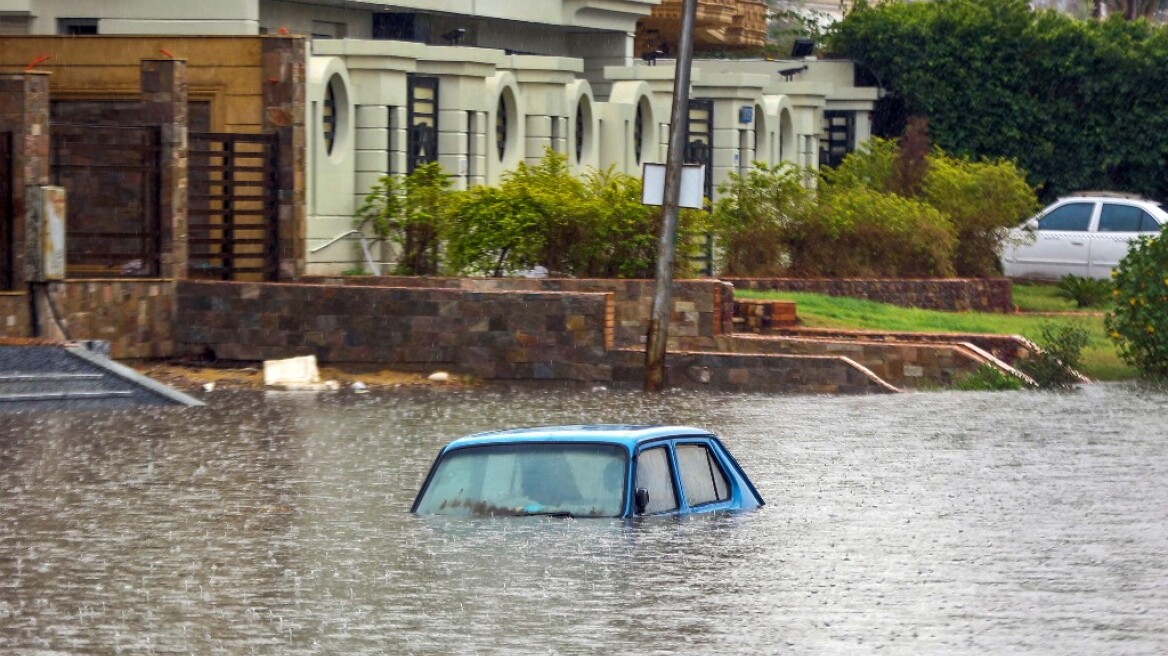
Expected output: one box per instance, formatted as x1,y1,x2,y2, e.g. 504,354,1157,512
415,443,627,517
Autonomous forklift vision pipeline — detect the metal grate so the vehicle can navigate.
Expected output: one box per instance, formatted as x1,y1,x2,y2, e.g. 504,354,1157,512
50,124,162,278
821,110,855,169
188,132,280,281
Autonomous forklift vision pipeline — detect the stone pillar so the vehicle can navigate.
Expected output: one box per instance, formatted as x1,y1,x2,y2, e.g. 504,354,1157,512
0,72,51,290
262,36,308,280
140,59,189,280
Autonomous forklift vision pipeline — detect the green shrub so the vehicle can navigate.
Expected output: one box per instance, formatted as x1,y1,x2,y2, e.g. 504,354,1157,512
920,153,1038,277
1104,231,1168,379
953,363,1025,391
355,162,455,275
1018,321,1090,388
1056,274,1112,308
447,150,706,278
800,185,956,277
711,162,811,276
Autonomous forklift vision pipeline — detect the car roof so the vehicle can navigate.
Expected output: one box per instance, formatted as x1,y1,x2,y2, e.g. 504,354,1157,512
442,424,716,451
1057,194,1162,207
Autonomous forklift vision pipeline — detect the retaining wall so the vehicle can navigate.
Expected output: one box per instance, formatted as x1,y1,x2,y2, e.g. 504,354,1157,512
175,280,614,381
0,281,175,359
302,276,734,350
606,349,897,394
723,278,1014,313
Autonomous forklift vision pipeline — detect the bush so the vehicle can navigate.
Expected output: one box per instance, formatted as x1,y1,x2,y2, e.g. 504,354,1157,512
800,186,956,277
1018,321,1090,388
447,150,706,278
710,162,811,276
1105,231,1168,379
355,163,455,275
1056,274,1112,308
920,153,1038,277
953,363,1025,391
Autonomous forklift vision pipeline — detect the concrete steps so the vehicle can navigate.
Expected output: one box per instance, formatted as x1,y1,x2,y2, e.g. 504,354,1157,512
0,342,203,412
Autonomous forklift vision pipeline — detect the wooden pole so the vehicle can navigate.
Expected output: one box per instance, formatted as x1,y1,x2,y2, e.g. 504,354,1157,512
644,0,698,393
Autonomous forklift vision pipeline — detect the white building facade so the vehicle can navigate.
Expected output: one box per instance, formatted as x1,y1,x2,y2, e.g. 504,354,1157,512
1,0,879,274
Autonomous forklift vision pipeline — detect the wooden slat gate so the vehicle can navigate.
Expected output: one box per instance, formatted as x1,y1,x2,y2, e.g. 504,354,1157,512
188,133,280,281
50,124,162,277
0,132,12,289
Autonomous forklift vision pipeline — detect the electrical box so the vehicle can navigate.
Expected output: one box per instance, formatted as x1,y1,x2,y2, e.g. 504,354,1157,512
27,185,66,282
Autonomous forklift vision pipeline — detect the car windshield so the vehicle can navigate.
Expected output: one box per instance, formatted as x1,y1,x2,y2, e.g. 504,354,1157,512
414,443,628,517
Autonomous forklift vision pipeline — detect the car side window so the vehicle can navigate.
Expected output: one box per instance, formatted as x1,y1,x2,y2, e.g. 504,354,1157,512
1098,204,1149,233
676,443,731,507
1037,202,1093,231
634,446,678,514
1140,212,1163,233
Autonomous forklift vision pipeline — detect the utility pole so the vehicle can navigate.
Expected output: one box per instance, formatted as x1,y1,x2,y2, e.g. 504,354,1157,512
644,0,698,393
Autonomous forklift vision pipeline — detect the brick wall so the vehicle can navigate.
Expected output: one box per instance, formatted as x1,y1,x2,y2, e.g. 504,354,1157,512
301,276,734,350
175,280,614,381
0,281,175,358
723,278,1014,313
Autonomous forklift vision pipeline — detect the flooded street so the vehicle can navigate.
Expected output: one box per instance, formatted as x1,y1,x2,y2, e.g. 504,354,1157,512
2,383,1168,654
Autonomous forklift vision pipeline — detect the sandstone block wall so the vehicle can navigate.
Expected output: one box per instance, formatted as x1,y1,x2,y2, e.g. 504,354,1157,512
301,276,734,351
175,280,613,381
723,278,1014,313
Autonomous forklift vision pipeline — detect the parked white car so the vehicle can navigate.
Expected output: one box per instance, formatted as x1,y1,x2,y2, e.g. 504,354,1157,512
1001,194,1167,280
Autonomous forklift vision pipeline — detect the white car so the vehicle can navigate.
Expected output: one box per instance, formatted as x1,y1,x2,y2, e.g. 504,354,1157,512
1001,194,1167,280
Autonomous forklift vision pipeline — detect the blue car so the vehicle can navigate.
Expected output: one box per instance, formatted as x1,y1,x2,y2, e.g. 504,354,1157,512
411,425,764,518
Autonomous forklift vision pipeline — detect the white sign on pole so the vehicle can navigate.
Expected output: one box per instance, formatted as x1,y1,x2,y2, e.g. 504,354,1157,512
641,163,705,209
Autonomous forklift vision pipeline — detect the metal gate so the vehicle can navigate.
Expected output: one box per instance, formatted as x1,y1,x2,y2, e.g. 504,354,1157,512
188,133,280,281
686,99,714,275
50,124,162,277
0,132,12,289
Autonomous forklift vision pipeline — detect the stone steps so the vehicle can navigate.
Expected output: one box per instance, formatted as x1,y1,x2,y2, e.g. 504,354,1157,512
0,343,203,412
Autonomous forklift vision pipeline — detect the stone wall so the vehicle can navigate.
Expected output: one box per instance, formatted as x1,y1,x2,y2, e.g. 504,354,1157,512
174,281,614,381
0,281,175,359
723,278,1014,313
721,334,988,389
606,348,897,394
302,276,734,350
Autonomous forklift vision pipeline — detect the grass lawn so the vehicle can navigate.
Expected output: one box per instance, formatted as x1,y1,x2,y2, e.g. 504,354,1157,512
735,288,1135,381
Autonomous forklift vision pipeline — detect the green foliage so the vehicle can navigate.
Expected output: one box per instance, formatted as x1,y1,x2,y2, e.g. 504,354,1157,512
953,363,1026,391
447,150,706,278
710,162,812,276
355,163,454,275
828,0,1168,202
920,152,1039,277
1104,231,1168,378
714,134,1034,277
807,185,956,277
1056,274,1113,308
1018,321,1090,388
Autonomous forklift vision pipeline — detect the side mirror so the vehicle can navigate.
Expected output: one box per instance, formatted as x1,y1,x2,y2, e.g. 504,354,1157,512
634,487,650,515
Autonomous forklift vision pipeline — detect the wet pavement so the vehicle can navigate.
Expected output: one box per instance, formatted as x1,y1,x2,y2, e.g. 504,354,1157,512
2,383,1167,654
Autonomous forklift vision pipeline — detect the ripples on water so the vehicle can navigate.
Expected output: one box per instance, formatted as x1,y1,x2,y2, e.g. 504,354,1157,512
2,383,1168,654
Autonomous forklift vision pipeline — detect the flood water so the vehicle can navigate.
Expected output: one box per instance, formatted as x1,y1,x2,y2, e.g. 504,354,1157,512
2,383,1168,654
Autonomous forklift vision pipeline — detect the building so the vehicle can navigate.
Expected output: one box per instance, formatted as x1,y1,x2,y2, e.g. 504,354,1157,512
0,1,878,275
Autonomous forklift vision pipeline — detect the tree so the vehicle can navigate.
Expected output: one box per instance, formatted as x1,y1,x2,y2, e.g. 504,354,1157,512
828,0,1168,203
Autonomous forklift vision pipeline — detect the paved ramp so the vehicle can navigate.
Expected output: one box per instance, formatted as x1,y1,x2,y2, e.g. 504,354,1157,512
0,342,203,412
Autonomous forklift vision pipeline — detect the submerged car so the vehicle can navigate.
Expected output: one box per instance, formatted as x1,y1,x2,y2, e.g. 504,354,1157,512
1001,194,1167,280
411,425,764,518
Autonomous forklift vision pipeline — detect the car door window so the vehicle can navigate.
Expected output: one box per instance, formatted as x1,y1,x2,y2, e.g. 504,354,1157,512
1037,202,1093,231
676,444,730,507
1140,212,1163,233
1098,204,1147,232
634,446,678,514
